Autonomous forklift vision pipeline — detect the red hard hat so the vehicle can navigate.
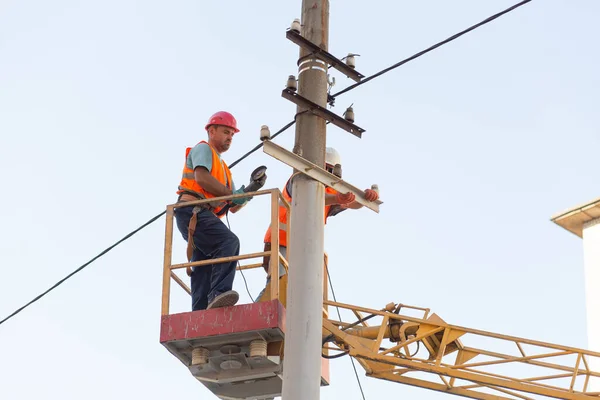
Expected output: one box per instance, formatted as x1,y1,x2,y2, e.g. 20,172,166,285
205,111,239,133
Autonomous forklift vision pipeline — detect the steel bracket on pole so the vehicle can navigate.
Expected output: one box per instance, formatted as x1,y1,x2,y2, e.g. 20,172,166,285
286,29,365,83
281,88,365,138
262,140,382,213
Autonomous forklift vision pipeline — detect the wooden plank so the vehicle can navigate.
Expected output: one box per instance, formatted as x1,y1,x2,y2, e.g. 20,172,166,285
166,189,274,209
237,262,264,271
161,207,174,316
170,251,270,270
170,271,191,295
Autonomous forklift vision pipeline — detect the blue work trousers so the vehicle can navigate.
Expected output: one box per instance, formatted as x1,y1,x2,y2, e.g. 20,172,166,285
174,206,240,311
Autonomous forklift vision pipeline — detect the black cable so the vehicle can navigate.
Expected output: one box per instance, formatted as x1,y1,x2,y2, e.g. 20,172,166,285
324,264,367,400
409,341,420,358
330,0,532,99
229,118,296,168
0,211,166,326
225,213,255,303
0,118,298,327
237,265,255,303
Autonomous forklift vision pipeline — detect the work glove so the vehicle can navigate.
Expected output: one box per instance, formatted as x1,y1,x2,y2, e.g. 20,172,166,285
364,188,379,202
231,186,251,206
335,191,355,205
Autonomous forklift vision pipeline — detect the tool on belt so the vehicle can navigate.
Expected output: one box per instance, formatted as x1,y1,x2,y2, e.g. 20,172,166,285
184,166,268,276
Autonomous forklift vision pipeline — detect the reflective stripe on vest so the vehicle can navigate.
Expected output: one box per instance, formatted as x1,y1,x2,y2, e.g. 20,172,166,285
176,140,233,217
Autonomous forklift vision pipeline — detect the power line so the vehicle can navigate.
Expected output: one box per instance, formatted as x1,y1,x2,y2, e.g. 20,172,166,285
326,264,367,400
0,120,298,327
330,0,532,99
0,211,165,326
229,117,298,168
225,213,255,303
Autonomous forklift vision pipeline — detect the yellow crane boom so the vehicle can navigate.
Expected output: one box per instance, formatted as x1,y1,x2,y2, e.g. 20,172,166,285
322,300,600,400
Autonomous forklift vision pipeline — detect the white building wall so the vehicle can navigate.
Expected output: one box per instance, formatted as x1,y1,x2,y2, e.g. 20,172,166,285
583,218,600,391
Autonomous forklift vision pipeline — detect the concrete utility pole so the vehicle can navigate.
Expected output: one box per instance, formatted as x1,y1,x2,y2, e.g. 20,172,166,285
282,1,329,399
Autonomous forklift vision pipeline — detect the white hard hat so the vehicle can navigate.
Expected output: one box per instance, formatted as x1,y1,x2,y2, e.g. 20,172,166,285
325,147,341,166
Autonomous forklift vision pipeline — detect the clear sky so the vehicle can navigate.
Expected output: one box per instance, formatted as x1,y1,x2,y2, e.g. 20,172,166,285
1,1,599,399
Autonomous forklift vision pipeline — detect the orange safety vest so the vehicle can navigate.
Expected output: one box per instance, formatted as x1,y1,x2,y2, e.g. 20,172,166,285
177,140,233,217
264,179,338,247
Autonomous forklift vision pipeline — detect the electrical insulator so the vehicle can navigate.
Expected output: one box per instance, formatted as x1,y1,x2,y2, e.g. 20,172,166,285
344,106,355,123
291,18,301,33
333,163,342,178
371,184,379,195
286,75,297,92
345,53,356,69
260,125,271,141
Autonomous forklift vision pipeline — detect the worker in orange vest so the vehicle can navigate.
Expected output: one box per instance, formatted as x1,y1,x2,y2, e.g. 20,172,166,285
174,111,267,311
257,147,378,306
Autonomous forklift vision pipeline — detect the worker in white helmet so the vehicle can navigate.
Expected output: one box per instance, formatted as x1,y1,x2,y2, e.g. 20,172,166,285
257,147,379,307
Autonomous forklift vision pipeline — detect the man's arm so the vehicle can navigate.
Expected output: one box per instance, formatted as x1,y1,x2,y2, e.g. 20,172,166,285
325,193,346,205
325,187,379,209
325,192,355,206
188,143,233,197
288,171,355,207
340,200,363,209
194,167,233,197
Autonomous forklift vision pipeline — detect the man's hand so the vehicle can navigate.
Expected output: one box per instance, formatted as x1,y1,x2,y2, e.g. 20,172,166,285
335,191,355,204
364,188,379,202
231,186,250,206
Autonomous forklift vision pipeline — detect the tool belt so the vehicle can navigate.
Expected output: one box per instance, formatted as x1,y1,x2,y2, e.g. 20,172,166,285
177,191,229,277
184,206,201,277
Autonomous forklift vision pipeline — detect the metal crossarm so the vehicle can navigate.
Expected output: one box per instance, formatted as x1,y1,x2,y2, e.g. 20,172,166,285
281,88,365,138
286,29,365,82
262,139,382,213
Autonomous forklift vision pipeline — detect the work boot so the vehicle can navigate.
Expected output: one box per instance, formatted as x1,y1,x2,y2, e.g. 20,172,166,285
207,290,239,309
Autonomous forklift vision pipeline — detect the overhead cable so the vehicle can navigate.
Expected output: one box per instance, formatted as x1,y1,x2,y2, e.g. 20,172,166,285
330,0,532,99
0,119,299,326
